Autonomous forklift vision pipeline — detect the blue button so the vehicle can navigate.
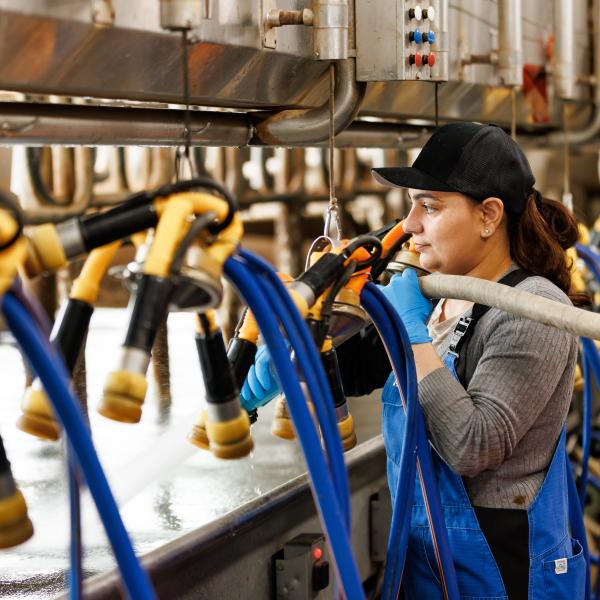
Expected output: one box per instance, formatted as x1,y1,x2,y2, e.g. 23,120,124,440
413,29,422,44
427,30,435,44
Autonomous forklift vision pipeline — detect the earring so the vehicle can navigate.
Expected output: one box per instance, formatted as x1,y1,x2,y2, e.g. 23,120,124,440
482,228,491,238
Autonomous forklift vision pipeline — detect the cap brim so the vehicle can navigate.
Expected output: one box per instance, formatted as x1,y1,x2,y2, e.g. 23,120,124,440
371,167,456,192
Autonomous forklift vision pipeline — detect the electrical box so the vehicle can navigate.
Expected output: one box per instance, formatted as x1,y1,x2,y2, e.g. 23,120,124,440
355,0,448,81
275,533,330,599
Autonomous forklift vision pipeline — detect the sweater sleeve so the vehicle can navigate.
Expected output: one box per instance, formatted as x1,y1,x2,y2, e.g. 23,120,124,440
335,324,392,396
418,299,576,477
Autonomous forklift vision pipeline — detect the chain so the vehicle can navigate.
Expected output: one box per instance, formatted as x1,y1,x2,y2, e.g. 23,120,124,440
324,63,342,245
175,29,195,181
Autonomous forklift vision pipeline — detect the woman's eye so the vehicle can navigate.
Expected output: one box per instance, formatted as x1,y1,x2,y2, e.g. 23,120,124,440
423,205,436,215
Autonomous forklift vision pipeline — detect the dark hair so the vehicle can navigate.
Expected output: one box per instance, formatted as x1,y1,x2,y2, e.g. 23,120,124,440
508,192,589,306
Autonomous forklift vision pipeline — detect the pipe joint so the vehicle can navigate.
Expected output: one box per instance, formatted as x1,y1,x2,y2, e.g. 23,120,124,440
313,0,349,60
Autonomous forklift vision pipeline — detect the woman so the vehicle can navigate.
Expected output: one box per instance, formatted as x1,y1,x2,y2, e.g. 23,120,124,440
242,122,587,599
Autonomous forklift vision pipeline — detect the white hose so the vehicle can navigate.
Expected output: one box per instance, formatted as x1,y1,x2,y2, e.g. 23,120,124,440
419,273,600,339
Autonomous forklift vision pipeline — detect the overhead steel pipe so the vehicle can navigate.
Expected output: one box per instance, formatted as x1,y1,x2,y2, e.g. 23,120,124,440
251,59,365,145
0,96,428,148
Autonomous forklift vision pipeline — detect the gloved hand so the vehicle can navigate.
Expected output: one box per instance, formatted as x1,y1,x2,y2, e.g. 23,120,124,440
380,269,433,344
240,343,282,412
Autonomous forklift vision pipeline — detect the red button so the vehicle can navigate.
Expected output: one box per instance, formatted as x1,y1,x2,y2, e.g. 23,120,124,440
415,52,422,67
426,52,436,67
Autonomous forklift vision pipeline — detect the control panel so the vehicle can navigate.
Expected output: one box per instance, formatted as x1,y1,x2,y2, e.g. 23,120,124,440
356,0,448,82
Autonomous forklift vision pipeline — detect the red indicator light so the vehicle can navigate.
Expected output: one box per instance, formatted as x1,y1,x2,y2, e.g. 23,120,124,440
313,547,323,560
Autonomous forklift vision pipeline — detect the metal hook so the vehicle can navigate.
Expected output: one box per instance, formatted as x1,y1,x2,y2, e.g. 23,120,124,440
175,146,195,181
324,199,343,245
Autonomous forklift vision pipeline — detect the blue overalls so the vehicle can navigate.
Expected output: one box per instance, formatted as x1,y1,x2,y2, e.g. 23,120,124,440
382,332,587,599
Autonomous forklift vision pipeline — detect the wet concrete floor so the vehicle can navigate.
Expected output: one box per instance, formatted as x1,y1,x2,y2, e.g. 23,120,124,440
0,308,382,598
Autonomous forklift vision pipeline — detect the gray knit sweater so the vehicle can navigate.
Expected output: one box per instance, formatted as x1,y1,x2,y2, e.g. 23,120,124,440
420,273,578,509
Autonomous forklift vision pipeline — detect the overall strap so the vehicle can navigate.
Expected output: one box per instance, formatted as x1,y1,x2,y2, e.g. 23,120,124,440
447,269,530,369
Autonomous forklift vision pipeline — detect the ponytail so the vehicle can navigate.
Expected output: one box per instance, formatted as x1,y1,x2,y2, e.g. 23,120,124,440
509,191,589,306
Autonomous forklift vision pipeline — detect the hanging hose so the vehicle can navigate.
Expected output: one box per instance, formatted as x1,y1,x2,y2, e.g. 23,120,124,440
360,286,418,599
2,292,156,600
362,283,461,600
224,257,364,598
67,445,82,600
575,245,600,510
238,249,351,529
150,176,238,233
580,339,595,508
577,243,600,283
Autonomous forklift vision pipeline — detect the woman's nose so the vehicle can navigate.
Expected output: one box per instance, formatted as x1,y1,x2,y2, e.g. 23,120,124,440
403,206,422,234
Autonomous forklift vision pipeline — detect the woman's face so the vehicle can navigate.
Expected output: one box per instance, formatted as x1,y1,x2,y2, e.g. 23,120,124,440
403,188,489,275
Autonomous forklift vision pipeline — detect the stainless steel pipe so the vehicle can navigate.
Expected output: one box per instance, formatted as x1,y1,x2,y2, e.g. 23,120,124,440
251,59,365,145
497,0,523,87
0,103,254,147
313,0,349,60
553,0,577,100
0,100,425,148
547,0,600,145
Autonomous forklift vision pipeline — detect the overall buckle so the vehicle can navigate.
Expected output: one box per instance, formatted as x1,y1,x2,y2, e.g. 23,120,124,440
447,316,473,356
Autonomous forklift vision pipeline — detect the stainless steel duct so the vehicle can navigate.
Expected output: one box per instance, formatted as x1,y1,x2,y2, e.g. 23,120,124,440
251,59,365,145
547,0,600,145
497,0,523,87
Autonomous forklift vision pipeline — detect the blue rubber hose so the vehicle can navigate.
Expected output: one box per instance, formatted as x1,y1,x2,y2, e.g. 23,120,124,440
576,243,600,283
2,292,156,600
11,282,83,599
237,249,351,529
566,450,592,600
242,261,351,529
224,257,364,599
363,282,461,600
67,447,82,600
580,338,595,508
361,285,417,598
238,250,349,514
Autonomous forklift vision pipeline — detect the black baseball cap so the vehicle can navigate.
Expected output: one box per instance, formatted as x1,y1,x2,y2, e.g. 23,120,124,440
372,122,535,215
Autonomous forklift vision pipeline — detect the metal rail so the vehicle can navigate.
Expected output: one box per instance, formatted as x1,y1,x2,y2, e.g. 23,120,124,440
76,436,387,600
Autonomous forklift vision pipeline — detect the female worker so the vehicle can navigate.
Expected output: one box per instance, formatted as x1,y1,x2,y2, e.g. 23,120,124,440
242,122,587,599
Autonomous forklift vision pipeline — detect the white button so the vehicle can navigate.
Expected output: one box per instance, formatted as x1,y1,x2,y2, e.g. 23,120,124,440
425,6,435,21
413,5,423,20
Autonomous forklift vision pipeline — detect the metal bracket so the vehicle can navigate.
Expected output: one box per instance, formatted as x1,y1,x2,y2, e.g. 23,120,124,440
370,485,392,562
92,0,115,26
262,0,279,49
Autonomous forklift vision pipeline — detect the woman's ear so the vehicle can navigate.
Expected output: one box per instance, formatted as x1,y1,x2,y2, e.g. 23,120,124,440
480,197,505,235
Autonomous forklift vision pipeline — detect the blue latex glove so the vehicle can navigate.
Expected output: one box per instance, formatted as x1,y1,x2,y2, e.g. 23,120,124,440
379,269,433,344
240,344,282,412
